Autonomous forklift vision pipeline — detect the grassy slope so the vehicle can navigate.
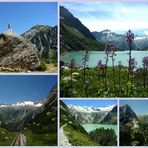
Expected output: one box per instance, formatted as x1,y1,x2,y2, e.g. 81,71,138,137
0,128,17,146
23,129,57,146
64,125,98,146
45,63,57,73
60,23,105,52
60,101,98,146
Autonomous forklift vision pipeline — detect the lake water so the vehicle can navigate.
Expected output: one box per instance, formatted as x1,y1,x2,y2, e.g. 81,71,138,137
82,124,117,136
61,51,148,68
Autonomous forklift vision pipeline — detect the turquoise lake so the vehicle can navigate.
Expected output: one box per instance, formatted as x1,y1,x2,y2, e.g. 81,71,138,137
82,124,117,136
61,51,148,68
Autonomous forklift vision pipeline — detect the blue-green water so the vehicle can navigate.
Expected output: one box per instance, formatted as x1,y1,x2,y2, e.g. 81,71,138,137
82,124,117,136
61,51,148,68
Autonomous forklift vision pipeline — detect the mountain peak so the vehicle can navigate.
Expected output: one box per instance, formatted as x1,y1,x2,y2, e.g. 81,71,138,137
101,29,112,33
67,104,114,113
60,6,96,40
120,104,138,125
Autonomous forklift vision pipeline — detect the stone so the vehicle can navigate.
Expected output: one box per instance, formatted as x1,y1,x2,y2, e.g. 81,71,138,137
0,31,40,70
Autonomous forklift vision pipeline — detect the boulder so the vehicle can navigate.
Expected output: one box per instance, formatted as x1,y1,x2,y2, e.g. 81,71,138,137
0,31,40,70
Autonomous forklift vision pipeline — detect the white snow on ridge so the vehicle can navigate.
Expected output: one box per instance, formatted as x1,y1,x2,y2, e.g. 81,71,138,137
68,104,115,113
135,36,148,40
0,105,7,108
98,105,115,111
0,101,42,108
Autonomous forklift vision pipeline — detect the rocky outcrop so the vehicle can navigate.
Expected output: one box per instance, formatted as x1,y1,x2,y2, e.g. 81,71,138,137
120,104,138,125
0,31,40,70
22,25,57,60
100,105,117,124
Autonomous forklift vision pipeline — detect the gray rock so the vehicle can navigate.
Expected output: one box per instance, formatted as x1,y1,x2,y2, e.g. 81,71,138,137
0,31,40,70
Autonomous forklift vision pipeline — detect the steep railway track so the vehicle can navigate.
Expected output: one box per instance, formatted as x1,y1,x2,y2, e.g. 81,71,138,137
11,133,26,146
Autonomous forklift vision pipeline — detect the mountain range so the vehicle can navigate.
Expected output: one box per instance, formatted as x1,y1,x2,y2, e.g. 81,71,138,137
92,30,148,50
0,101,42,108
63,103,117,124
60,101,117,146
0,85,57,146
60,6,148,51
22,25,57,60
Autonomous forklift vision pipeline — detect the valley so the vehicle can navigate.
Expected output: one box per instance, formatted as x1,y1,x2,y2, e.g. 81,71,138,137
60,5,148,98
0,85,57,146
60,100,117,146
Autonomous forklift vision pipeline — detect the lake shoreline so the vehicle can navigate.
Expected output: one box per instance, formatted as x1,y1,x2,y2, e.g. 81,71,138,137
82,124,117,136
61,50,148,68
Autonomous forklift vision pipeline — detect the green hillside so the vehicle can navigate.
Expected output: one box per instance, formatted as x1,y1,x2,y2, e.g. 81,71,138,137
23,85,57,146
60,23,105,52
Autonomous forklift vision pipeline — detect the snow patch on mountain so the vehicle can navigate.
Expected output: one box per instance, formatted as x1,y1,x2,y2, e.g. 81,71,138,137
135,36,148,40
0,101,42,108
67,104,115,113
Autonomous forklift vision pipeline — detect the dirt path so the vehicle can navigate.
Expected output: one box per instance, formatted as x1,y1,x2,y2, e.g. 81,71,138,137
60,124,71,146
11,133,26,146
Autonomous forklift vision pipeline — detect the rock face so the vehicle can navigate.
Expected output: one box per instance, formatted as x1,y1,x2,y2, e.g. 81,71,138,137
92,30,127,50
22,25,57,60
100,105,117,124
67,105,109,124
0,31,40,70
120,104,138,125
26,85,57,132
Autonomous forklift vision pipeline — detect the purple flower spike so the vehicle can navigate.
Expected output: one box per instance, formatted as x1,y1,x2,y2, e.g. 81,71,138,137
68,59,75,69
105,43,115,54
129,58,137,70
125,30,134,43
142,56,148,69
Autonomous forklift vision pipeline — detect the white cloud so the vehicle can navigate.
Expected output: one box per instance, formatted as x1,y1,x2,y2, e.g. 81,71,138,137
61,2,148,32
144,30,148,36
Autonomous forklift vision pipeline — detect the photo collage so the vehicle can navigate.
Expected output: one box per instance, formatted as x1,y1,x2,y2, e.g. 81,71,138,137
0,0,148,147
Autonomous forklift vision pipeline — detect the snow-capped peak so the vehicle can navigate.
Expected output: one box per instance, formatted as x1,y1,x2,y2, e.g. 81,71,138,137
0,101,42,108
67,104,115,113
135,36,147,40
11,101,42,107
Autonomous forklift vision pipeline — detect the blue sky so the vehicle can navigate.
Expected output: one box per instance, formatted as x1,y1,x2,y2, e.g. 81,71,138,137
0,75,57,104
63,100,117,107
120,100,148,115
0,2,57,34
61,2,148,35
